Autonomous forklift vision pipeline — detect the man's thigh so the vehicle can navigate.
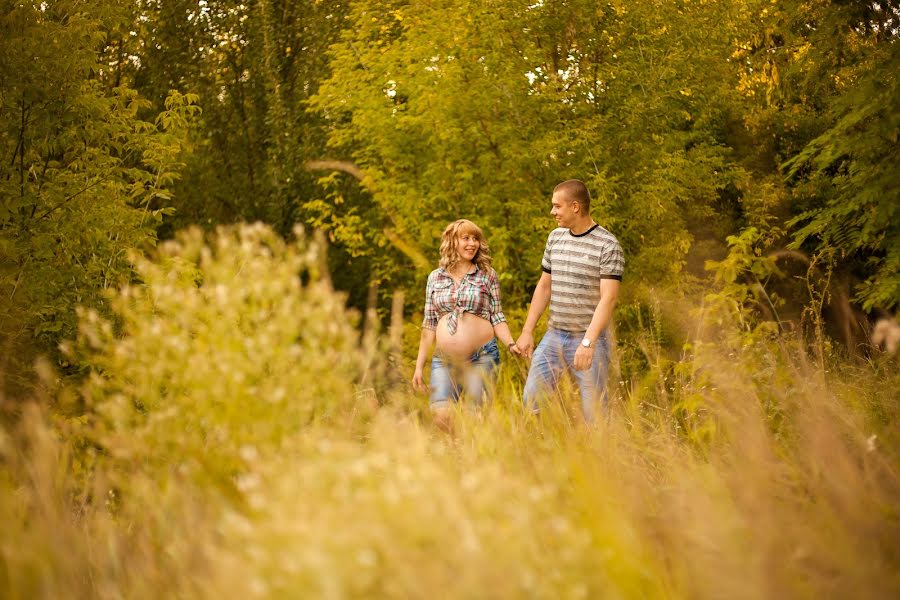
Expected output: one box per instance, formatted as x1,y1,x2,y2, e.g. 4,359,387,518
571,335,611,418
523,331,567,407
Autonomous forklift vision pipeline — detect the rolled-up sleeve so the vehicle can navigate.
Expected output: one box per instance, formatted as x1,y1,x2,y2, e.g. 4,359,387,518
487,269,507,326
422,272,439,329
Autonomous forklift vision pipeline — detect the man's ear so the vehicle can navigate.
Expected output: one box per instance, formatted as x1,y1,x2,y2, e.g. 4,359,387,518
572,201,580,214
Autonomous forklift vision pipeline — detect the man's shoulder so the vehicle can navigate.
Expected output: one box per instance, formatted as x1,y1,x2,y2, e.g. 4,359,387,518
586,225,621,246
547,227,568,241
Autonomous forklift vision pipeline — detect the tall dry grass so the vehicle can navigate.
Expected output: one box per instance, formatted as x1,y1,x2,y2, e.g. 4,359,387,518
1,224,897,599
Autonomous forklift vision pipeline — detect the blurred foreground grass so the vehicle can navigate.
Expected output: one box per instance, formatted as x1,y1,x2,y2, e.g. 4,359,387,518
1,224,898,599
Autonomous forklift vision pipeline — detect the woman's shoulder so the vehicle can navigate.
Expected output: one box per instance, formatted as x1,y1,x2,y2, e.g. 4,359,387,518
478,265,499,280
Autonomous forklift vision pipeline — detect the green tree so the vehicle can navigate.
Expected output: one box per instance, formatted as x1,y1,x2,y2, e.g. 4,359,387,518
780,2,900,311
112,1,384,306
0,1,198,394
310,0,759,307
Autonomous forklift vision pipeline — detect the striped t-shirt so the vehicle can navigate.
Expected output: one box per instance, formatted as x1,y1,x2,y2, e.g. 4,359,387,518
541,224,624,332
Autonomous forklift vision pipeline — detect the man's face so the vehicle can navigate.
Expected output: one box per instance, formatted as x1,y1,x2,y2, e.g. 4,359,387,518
550,192,578,229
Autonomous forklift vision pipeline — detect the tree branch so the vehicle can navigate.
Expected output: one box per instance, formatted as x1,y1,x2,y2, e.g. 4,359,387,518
304,159,366,181
36,178,106,221
304,159,430,270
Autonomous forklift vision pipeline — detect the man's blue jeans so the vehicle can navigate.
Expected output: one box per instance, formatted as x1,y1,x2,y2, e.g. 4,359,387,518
523,327,611,421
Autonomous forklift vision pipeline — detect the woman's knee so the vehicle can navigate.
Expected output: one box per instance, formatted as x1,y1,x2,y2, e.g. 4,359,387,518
430,403,454,432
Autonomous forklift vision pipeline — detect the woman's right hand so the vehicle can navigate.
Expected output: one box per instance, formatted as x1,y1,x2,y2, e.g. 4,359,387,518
412,369,427,393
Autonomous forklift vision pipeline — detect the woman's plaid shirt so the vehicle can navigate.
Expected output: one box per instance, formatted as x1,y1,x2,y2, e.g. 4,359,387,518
422,266,506,334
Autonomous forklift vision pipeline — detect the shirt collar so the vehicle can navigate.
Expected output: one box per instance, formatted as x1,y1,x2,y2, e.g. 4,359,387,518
439,264,479,280
568,223,599,238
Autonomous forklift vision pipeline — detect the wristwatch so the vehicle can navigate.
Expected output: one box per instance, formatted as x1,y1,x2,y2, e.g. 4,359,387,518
581,338,593,348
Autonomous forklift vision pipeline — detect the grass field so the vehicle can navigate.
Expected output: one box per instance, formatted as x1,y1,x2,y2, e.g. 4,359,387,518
2,225,897,599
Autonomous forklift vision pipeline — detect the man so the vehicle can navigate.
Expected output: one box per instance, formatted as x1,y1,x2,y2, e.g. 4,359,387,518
516,179,624,421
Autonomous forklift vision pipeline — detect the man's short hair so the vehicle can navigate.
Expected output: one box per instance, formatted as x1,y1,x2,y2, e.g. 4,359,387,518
553,179,591,213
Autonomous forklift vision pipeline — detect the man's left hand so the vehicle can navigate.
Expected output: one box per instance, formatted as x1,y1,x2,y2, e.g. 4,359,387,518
574,345,594,371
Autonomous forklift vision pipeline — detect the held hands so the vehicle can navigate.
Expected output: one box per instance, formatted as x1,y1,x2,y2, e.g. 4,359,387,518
506,340,523,357
515,331,535,359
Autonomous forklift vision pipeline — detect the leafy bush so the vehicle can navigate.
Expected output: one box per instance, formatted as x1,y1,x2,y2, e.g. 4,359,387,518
65,223,367,491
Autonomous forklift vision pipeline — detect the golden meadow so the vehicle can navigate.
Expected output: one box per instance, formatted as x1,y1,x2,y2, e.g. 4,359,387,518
1,224,897,599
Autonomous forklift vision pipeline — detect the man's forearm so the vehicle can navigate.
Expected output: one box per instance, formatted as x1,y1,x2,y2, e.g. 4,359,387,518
522,279,551,332
583,279,621,343
584,296,616,343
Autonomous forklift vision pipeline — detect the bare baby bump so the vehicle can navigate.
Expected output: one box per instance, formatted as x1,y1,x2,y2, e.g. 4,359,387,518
435,312,494,360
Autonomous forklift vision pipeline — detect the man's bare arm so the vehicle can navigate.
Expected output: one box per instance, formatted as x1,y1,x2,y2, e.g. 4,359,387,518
573,278,620,371
516,271,552,358
584,278,620,343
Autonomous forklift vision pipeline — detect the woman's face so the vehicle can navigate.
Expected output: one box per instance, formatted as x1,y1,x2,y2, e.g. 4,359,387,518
456,232,480,262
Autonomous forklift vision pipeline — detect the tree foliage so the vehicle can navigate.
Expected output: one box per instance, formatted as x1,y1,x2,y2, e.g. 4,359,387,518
1,0,897,388
0,1,198,394
308,0,897,315
780,3,900,310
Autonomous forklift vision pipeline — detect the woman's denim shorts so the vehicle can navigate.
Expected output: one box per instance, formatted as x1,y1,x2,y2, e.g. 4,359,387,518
429,338,500,408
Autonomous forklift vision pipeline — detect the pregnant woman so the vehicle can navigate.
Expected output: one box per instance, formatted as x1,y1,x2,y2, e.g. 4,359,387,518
412,219,519,414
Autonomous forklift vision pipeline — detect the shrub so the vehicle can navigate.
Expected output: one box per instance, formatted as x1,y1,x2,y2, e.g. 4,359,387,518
66,223,367,491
